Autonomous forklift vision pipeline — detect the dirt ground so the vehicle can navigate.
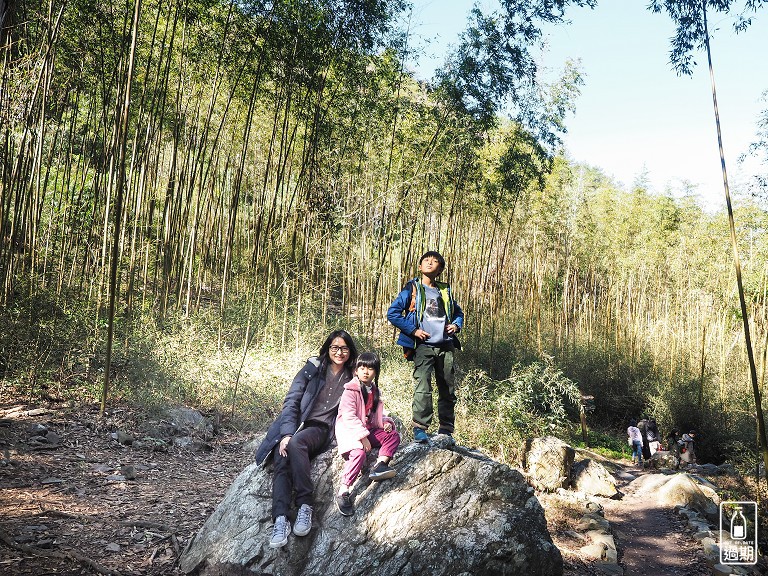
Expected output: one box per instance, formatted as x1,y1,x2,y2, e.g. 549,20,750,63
1,400,764,576
0,401,253,576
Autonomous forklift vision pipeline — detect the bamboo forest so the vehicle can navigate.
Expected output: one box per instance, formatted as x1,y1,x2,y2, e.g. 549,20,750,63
4,0,768,482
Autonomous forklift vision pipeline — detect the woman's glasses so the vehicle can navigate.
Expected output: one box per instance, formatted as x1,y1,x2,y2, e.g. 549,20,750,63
329,345,350,355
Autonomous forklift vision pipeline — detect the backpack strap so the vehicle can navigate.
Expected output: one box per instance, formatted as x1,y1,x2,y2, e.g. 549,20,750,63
408,281,417,312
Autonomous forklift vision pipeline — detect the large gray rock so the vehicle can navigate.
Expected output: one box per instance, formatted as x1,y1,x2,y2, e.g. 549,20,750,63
571,459,618,498
656,474,718,521
180,436,562,576
650,450,679,469
525,436,575,492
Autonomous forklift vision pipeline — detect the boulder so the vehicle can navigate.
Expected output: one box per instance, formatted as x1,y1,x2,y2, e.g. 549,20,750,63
571,459,618,498
650,450,679,469
524,436,575,492
656,474,718,521
179,436,562,576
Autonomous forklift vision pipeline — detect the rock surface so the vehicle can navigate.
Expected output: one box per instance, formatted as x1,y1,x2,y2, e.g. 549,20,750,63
180,436,562,576
524,435,575,492
571,458,618,498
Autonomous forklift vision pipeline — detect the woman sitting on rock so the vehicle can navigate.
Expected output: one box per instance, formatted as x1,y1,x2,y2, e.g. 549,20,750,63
254,329,358,549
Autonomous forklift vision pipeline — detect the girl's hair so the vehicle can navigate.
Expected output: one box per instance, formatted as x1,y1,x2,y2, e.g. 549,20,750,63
318,329,358,370
355,352,380,377
356,352,380,413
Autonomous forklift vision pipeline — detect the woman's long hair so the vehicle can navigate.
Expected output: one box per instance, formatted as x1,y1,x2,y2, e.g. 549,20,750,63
318,329,358,370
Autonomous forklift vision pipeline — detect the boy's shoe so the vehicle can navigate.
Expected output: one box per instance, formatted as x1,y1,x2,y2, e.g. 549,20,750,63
336,492,354,516
437,429,455,444
369,461,397,481
293,504,312,536
269,515,290,548
413,428,429,443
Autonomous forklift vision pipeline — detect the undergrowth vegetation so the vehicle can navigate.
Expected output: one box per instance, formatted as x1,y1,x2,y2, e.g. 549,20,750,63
0,281,765,475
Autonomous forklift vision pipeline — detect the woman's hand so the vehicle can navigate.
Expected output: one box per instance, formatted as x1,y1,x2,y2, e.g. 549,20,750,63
361,437,372,452
279,435,292,457
383,422,393,433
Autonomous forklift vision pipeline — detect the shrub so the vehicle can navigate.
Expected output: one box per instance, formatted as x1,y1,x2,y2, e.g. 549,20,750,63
457,358,582,464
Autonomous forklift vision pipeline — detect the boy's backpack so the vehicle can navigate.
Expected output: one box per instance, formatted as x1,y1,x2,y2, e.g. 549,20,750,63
402,282,418,360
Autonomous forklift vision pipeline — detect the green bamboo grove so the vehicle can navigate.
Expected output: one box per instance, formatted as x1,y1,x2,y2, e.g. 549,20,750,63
2,0,768,464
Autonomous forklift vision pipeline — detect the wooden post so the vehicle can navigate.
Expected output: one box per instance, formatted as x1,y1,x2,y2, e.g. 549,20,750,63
580,395,594,447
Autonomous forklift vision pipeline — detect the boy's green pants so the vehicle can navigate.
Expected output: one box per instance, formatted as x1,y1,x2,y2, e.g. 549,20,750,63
412,343,456,433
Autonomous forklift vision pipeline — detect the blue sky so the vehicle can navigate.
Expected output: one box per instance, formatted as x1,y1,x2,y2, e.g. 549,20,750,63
407,0,768,210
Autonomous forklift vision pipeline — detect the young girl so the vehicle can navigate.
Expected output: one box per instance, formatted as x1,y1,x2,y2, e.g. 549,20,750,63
334,352,401,516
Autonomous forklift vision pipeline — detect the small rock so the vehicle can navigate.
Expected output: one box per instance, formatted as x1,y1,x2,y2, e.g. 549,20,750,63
587,530,616,550
113,431,134,445
45,431,61,444
40,477,64,485
120,465,137,480
14,534,34,544
585,501,604,515
28,423,48,435
106,474,126,482
36,539,54,549
105,542,121,552
576,514,611,532
712,564,734,575
579,543,606,560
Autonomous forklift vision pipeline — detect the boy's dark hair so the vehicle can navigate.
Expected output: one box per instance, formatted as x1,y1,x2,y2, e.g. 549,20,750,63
629,419,637,427
355,352,380,378
419,251,445,271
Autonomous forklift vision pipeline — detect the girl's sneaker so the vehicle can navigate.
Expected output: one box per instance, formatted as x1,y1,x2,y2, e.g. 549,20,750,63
369,461,396,481
336,492,354,516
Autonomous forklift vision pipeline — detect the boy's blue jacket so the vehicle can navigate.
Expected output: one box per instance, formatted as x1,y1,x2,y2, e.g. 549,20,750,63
386,278,464,351
254,357,351,465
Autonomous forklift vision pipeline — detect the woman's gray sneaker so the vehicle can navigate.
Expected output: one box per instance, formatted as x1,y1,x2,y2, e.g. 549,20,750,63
293,504,313,536
269,515,290,548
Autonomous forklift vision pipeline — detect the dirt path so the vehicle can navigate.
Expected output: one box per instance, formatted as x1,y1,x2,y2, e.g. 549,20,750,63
601,465,710,576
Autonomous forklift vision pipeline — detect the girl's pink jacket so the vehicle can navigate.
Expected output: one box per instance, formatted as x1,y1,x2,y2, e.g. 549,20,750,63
334,376,396,456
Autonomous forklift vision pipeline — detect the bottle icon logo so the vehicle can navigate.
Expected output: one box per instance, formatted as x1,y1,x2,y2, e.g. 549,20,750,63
720,501,757,565
730,508,746,540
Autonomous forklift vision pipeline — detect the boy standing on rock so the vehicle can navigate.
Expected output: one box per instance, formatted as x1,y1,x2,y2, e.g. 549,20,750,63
387,251,464,444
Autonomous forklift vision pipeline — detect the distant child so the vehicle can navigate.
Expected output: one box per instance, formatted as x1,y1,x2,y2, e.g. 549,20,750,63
386,251,464,443
334,352,400,516
680,430,696,466
627,419,643,467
